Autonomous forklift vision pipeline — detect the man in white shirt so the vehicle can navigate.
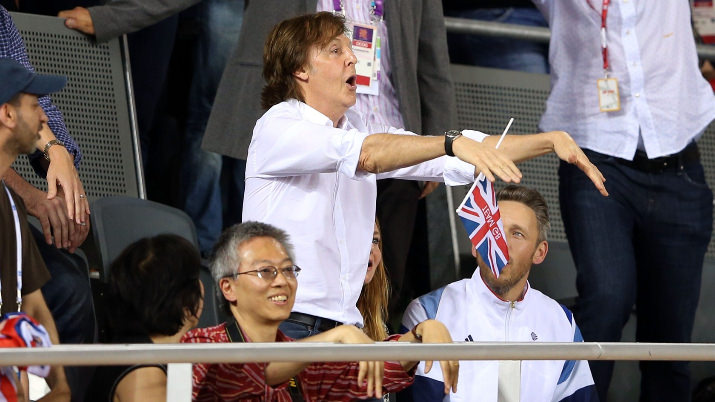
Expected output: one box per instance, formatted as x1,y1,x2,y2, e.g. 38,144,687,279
531,2,715,400
402,185,598,402
243,12,607,340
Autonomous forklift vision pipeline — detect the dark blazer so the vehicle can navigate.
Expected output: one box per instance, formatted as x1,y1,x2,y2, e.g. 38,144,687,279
201,0,456,159
88,0,201,42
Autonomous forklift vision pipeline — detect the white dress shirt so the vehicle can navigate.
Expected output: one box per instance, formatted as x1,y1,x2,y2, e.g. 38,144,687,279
533,0,715,159
243,99,481,325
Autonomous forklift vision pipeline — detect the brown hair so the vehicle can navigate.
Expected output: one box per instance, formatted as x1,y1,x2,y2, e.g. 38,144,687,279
261,12,348,110
496,185,551,243
357,219,390,341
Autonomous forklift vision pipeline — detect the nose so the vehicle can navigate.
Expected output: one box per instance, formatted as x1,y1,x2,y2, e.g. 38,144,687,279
346,47,357,66
271,269,290,286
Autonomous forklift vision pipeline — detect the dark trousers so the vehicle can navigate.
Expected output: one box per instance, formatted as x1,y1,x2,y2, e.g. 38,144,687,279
559,149,712,401
31,225,96,402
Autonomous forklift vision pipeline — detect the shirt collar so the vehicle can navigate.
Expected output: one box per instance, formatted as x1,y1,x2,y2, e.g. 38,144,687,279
468,266,530,307
288,98,356,129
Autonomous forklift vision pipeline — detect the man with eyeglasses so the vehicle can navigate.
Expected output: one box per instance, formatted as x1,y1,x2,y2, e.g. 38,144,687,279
182,221,460,400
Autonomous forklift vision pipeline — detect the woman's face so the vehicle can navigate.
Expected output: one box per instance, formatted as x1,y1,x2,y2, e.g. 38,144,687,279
365,223,382,284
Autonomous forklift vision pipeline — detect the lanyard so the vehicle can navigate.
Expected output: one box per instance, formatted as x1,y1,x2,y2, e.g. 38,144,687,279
600,0,611,73
332,0,384,20
2,182,22,312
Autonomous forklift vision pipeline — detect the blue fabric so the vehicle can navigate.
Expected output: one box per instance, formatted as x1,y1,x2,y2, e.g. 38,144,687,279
181,0,243,255
0,6,80,173
559,149,712,401
407,373,445,402
560,304,573,324
444,7,549,74
278,317,327,339
558,359,576,386
418,286,446,320
559,384,599,402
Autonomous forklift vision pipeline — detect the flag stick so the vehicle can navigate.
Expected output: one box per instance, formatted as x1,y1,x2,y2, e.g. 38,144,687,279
476,117,515,182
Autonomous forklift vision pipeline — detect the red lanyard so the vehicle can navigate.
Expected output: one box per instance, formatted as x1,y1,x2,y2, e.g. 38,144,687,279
600,0,611,72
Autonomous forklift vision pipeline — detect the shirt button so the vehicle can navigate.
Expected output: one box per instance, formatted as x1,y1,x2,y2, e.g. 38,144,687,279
625,30,631,35
634,93,641,97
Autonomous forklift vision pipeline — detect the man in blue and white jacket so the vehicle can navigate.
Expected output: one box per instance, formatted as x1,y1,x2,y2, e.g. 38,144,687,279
402,185,598,401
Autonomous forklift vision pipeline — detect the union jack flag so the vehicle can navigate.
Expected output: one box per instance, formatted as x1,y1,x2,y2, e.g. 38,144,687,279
456,177,510,277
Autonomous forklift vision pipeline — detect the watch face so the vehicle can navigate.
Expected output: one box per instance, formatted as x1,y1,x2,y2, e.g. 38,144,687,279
445,130,461,138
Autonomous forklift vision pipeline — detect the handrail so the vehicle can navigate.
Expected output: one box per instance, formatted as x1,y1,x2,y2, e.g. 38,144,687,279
443,16,715,60
3,342,715,367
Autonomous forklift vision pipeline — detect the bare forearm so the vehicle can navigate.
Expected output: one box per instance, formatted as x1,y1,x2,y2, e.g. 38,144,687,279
2,168,40,201
22,291,70,397
358,134,444,173
482,132,556,163
265,362,310,386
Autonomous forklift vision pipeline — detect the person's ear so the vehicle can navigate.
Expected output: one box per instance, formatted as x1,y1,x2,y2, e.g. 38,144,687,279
532,240,549,265
219,278,237,303
0,103,16,128
293,65,309,81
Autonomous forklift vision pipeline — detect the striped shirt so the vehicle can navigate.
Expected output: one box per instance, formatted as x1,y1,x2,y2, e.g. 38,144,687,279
317,0,405,130
0,6,81,169
182,323,414,401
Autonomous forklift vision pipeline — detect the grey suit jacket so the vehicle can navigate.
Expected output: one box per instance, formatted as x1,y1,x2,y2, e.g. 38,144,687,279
202,0,456,160
89,0,201,42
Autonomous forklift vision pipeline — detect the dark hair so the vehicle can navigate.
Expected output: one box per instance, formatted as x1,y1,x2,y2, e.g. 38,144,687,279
211,221,294,315
107,234,202,338
496,185,551,243
261,12,348,110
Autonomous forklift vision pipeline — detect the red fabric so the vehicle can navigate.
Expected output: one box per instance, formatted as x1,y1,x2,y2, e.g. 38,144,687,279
182,323,414,401
0,313,52,402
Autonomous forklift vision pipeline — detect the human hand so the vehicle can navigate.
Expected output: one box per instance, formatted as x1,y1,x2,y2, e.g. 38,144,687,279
549,131,608,196
25,187,88,252
45,144,90,225
419,181,440,199
452,136,522,183
58,7,95,35
325,325,385,398
412,320,459,394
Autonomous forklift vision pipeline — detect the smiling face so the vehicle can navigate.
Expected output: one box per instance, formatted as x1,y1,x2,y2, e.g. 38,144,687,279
219,236,297,331
294,34,357,125
477,200,548,301
365,222,382,285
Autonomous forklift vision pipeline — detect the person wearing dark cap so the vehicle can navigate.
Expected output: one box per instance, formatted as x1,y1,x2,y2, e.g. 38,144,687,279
0,57,71,401
1,7,97,400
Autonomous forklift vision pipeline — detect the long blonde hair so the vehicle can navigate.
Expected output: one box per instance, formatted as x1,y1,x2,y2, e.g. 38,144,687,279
357,220,390,341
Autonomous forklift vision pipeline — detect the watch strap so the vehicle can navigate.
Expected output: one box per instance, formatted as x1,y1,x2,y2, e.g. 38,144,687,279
42,139,64,161
444,130,462,157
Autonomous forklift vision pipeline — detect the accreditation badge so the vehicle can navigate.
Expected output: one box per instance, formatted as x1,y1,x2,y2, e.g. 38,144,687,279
597,77,621,112
347,21,380,96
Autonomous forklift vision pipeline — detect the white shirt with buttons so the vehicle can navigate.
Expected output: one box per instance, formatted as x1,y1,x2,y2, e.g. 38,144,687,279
532,0,715,159
243,99,482,325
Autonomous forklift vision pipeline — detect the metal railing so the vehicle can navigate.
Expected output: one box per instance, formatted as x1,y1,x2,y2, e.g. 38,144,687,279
14,342,715,401
443,17,715,60
5,341,715,366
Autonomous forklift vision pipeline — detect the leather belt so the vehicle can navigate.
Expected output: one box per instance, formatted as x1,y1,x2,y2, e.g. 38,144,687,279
614,142,700,174
287,312,342,332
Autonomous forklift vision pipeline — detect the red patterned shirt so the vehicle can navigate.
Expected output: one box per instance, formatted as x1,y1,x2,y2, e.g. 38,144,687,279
182,323,414,401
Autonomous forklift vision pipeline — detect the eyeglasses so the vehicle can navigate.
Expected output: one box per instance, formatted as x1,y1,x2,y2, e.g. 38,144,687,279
228,265,302,282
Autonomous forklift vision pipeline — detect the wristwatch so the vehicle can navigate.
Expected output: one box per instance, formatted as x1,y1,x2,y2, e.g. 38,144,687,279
42,139,65,161
444,130,462,157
